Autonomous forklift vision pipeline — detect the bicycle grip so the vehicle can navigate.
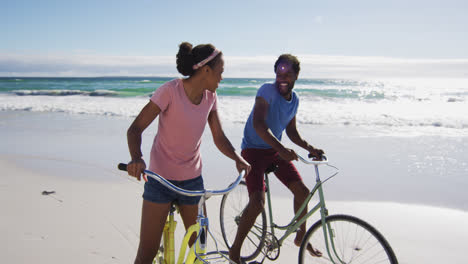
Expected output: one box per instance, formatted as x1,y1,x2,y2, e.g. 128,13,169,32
308,153,327,161
118,163,128,171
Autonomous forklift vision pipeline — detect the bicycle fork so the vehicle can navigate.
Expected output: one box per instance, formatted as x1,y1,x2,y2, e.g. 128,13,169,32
180,199,208,264
159,209,210,264
317,185,345,264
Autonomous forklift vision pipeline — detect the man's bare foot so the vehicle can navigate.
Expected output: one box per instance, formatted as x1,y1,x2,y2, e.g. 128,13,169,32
228,250,242,264
294,237,322,257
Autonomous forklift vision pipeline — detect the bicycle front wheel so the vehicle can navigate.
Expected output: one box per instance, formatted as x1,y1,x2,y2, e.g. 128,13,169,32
299,214,398,264
220,181,267,261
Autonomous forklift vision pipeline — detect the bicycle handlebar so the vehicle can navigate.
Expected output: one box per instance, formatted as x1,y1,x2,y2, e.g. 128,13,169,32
118,163,245,198
297,154,328,165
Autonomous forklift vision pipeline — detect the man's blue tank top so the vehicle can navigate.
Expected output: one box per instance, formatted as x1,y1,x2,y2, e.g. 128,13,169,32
241,83,299,150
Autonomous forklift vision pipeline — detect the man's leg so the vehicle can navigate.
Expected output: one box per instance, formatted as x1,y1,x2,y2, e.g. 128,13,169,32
288,180,310,245
274,155,322,258
229,148,273,263
288,180,322,256
228,190,265,264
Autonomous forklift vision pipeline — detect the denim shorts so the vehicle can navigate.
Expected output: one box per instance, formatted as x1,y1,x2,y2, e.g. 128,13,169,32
143,175,204,205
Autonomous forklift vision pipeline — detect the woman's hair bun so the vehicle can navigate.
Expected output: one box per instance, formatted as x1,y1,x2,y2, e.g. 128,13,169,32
176,42,195,76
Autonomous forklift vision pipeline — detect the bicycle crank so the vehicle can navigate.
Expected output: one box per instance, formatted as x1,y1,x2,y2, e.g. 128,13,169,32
263,232,280,260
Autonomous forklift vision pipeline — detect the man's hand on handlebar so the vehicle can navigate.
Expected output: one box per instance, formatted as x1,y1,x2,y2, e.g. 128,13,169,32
307,146,324,160
278,147,299,161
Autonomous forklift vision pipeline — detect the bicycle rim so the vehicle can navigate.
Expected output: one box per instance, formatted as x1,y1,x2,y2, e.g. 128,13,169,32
299,214,398,264
220,181,267,261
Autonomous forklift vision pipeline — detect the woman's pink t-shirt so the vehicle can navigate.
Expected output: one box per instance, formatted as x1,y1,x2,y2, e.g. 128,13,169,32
148,79,217,181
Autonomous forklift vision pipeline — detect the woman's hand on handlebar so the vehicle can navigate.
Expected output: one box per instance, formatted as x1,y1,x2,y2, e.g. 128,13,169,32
235,156,251,177
127,158,146,181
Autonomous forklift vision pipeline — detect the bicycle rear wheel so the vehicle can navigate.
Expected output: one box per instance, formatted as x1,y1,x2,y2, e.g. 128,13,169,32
299,214,398,264
220,181,267,261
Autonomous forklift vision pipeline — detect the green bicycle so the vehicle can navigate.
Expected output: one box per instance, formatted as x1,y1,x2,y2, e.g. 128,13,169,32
219,155,398,264
119,163,245,264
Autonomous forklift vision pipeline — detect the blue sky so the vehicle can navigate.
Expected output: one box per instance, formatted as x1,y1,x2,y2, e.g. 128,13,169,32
1,0,468,78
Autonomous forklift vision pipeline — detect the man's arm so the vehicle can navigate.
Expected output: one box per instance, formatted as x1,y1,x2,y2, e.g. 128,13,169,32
253,96,298,161
286,116,324,159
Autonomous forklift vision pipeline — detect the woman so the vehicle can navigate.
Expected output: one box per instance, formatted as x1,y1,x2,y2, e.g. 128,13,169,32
126,42,251,264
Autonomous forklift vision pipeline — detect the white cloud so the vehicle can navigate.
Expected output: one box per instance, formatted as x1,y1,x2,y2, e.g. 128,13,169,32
0,53,177,77
297,54,468,79
1,52,467,79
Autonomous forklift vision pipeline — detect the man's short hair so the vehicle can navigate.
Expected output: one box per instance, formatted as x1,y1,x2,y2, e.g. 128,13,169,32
274,54,300,74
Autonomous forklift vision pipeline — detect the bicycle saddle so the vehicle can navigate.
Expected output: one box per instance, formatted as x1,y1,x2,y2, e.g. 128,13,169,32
265,164,278,175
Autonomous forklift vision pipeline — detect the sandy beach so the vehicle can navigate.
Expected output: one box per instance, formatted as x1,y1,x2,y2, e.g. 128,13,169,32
1,110,468,263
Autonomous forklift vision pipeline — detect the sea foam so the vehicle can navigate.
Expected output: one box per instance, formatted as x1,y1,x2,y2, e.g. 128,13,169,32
1,93,467,136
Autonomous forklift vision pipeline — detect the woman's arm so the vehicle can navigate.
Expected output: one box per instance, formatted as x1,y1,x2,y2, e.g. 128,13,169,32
127,101,161,180
207,110,251,174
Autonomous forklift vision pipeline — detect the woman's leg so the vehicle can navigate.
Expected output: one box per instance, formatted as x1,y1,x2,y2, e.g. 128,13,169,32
178,203,199,246
134,200,172,264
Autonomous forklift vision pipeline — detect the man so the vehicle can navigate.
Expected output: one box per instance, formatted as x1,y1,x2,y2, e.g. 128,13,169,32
229,54,323,263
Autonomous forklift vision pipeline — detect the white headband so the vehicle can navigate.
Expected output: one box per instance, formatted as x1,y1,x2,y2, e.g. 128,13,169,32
192,49,221,70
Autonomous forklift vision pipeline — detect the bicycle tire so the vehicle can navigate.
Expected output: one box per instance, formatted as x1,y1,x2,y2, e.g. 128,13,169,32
219,181,267,261
299,214,398,264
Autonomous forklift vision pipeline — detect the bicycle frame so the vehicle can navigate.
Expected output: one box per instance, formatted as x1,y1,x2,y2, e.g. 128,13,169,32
261,157,345,263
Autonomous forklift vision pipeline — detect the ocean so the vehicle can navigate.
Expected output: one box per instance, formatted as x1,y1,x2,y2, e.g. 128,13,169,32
1,77,467,136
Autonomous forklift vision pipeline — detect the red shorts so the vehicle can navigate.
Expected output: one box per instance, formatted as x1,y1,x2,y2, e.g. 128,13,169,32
241,148,302,195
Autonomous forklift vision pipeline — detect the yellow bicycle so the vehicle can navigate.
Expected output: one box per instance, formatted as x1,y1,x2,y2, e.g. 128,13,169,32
119,163,244,264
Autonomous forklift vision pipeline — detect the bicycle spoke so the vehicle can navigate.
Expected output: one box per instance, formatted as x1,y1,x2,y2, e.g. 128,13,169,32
299,215,397,264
